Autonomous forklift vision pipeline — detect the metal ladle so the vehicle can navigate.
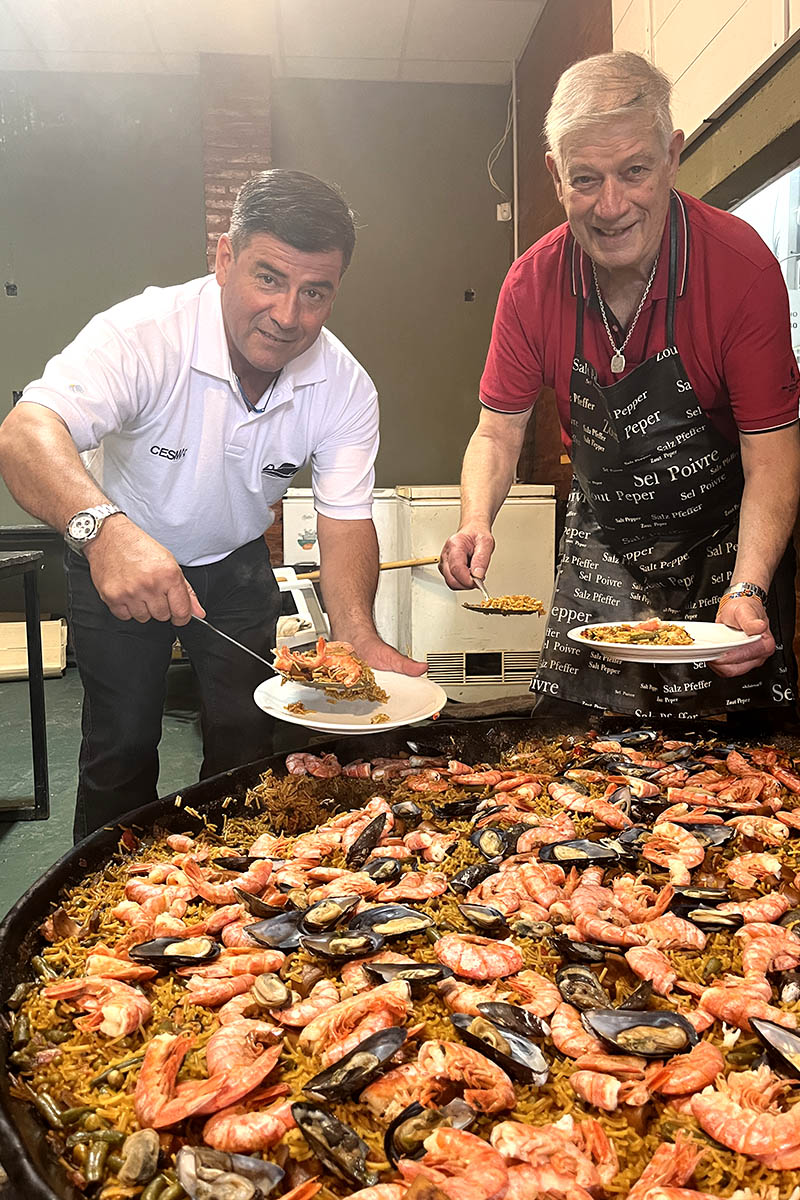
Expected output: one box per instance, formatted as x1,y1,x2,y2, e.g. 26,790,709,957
192,616,349,691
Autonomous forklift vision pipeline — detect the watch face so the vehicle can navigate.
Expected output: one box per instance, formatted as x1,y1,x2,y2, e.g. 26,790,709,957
67,513,98,541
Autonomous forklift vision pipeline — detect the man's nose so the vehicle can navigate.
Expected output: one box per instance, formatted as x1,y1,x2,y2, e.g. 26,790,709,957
594,177,628,221
268,290,301,330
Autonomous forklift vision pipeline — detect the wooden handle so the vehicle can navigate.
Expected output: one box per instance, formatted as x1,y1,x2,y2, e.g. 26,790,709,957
295,556,439,582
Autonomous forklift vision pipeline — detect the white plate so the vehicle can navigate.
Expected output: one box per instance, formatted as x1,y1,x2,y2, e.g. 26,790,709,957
566,621,763,663
253,670,448,734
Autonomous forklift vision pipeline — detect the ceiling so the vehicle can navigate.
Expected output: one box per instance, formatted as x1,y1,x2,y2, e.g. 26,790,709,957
0,0,545,84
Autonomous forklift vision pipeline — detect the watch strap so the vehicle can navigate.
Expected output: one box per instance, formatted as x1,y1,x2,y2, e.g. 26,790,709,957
718,581,768,609
64,503,125,552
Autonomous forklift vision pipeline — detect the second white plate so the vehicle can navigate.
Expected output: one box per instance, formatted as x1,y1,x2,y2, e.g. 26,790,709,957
567,621,763,663
253,670,448,734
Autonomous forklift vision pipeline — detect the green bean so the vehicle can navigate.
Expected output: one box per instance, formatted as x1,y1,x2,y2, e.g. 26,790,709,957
90,1052,146,1087
31,955,57,980
86,1139,110,1183
59,1105,92,1126
12,1012,31,1049
160,1184,186,1200
7,983,33,1010
33,1092,63,1128
702,955,722,980
47,1028,72,1044
8,1052,33,1070
141,1176,169,1200
83,1113,104,1132
107,1153,124,1174
66,1130,125,1147
72,1143,89,1168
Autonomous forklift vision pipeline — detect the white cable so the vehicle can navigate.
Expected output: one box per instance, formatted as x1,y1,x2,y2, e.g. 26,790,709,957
487,86,513,196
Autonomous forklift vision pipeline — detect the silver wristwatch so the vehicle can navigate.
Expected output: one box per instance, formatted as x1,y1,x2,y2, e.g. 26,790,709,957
64,504,125,553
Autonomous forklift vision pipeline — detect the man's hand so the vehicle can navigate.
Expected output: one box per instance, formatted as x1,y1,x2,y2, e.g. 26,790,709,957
84,518,205,626
439,524,496,591
712,594,774,677
348,632,427,677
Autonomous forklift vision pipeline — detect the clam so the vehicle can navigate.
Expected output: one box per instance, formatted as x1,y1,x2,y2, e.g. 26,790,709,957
291,1103,377,1188
556,965,610,1012
549,934,606,964
346,813,388,870
300,930,385,961
300,896,360,934
391,800,423,828
449,863,497,895
363,960,453,993
458,904,509,938
128,937,219,971
450,1013,549,1085
349,905,433,940
232,887,286,920
385,1100,475,1168
476,1001,550,1040
363,857,406,885
176,1145,284,1199
751,1016,800,1079
304,1027,407,1100
245,911,303,951
583,1008,698,1058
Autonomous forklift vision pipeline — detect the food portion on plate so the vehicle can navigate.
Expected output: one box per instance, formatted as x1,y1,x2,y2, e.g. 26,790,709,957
579,617,695,646
463,593,546,614
272,635,389,703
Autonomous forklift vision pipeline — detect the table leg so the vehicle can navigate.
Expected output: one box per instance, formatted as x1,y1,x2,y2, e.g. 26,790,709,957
23,567,50,819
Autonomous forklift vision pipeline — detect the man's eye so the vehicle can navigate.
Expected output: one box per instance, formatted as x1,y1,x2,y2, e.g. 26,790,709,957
571,176,595,187
628,165,646,177
258,274,276,285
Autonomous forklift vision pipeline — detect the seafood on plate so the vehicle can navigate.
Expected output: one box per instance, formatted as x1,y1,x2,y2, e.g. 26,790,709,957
272,636,389,702
10,725,800,1197
579,618,694,645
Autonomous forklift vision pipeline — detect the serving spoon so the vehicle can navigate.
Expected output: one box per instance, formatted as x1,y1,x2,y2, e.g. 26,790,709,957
192,616,348,691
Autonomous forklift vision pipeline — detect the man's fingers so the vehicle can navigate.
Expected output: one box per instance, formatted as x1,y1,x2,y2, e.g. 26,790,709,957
166,578,197,627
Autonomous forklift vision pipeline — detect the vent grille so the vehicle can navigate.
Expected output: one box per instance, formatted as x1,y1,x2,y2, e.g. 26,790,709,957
426,651,540,685
426,653,464,684
503,651,540,681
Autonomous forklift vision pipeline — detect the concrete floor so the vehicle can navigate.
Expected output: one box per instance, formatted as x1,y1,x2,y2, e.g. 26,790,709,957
0,663,204,921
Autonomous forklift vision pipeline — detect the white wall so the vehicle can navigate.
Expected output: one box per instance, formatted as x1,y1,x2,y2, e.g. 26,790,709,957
612,0,800,141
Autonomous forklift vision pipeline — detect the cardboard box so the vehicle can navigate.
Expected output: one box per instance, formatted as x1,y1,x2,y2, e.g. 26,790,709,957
0,617,67,681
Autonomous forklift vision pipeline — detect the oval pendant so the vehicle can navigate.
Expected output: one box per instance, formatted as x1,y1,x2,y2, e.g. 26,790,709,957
610,352,625,374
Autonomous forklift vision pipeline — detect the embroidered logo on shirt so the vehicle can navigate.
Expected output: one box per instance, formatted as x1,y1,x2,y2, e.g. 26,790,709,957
262,462,298,478
150,445,188,461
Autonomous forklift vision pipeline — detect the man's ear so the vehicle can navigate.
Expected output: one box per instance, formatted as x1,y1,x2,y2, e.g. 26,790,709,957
215,234,234,286
545,152,564,206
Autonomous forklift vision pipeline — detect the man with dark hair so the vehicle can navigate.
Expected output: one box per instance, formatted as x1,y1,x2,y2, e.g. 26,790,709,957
0,168,423,841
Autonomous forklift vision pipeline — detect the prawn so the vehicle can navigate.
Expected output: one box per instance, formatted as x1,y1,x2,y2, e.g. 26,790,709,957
298,980,412,1065
550,1002,606,1058
634,914,707,951
285,751,341,777
178,948,285,978
718,893,790,923
624,945,677,996
84,948,157,983
361,1060,427,1120
490,1116,617,1193
438,978,507,1016
561,791,634,831
134,1033,222,1128
397,1127,508,1200
515,813,577,850
183,856,273,906
340,951,416,996
641,822,705,885
403,830,457,862
184,973,257,1007
627,1133,705,1200
690,1065,800,1168
505,968,561,1017
725,815,789,845
417,1039,516,1114
725,852,782,888
43,977,152,1038
646,1040,724,1095
203,1097,296,1152
201,1020,283,1113
698,978,797,1031
276,977,340,1026
377,871,448,902
435,932,523,980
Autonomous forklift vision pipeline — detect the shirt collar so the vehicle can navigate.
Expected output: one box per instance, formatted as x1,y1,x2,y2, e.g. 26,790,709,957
570,189,689,301
191,276,328,406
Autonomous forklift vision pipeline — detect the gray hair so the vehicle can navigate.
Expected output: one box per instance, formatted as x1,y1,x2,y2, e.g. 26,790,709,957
544,51,673,168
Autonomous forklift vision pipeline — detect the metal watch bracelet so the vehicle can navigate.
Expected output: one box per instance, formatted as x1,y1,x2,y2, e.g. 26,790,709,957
718,581,768,610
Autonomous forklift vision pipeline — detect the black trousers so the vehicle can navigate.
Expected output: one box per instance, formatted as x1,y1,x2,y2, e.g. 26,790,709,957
66,537,281,843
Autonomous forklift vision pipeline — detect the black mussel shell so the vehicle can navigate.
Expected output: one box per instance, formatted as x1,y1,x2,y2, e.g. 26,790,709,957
477,1001,550,1040
391,800,423,828
363,960,453,993
300,895,361,934
549,934,607,964
780,909,800,933
677,823,734,848
233,887,286,920
469,804,512,825
304,1027,407,1100
449,862,498,895
616,825,649,849
583,1007,698,1058
458,903,509,937
605,783,632,810
555,775,589,794
346,813,388,870
511,919,555,940
670,886,729,907
617,980,653,1010
300,930,385,961
291,1103,377,1188
128,936,220,970
363,857,406,884
450,1013,549,1085
680,906,742,932
406,740,447,757
630,797,671,824
213,855,274,873
778,970,800,1006
556,964,610,1012
605,760,659,779
660,746,693,762
349,905,433,940
245,910,304,951
385,1099,475,1168
470,825,521,862
751,1017,800,1080
613,728,658,745
434,796,484,818
539,839,620,866
176,1146,284,1199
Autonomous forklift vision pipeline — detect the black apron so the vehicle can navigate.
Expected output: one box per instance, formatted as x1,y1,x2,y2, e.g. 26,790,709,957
532,195,796,719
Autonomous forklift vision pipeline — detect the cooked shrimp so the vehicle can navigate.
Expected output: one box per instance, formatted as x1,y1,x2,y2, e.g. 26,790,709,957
43,977,152,1038
183,856,274,905
634,914,707,951
698,978,797,1031
641,822,706,885
361,1060,427,1120
627,1132,705,1200
505,968,560,1017
559,790,634,831
417,1039,516,1114
438,978,506,1016
184,973,257,1007
84,948,157,983
403,830,457,862
298,979,412,1065
377,870,448,901
221,920,261,948
574,911,646,947
646,1040,724,1096
276,977,340,1026
613,876,674,923
134,1033,222,1128
718,893,790,923
624,945,678,996
570,1069,622,1111
179,948,285,979
550,1002,606,1058
726,852,782,888
285,751,341,777
397,1127,508,1200
308,872,383,902
340,951,416,996
515,813,578,850
202,1097,296,1152
726,815,789,845
771,764,800,793
490,1116,616,1192
738,923,800,976
572,1052,648,1078
343,1188,407,1200
690,1065,800,1168
201,1021,283,1113
435,932,523,980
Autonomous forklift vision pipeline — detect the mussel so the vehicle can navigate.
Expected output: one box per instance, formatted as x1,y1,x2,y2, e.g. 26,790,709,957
476,1001,550,1040
511,919,555,940
300,930,385,961
458,904,509,938
751,1016,800,1079
249,973,290,1010
232,887,286,920
300,896,360,934
556,965,611,1012
363,961,453,993
349,905,433,940
583,1008,698,1058
617,980,653,1010
245,911,304,951
362,857,406,885
346,813,388,870
630,797,671,824
539,839,621,867
680,906,742,933
470,825,523,862
549,934,606,964
678,823,734,848
779,909,800,933
176,1145,284,1200
449,862,497,895
450,1013,549,1085
777,970,800,1006
385,1099,475,1168
128,937,219,971
304,1027,407,1100
434,796,484,818
670,886,729,907
213,855,273,873
291,1103,377,1188
613,728,658,745
391,799,423,826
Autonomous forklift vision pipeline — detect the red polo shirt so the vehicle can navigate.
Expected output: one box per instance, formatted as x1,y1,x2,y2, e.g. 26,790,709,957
480,191,800,448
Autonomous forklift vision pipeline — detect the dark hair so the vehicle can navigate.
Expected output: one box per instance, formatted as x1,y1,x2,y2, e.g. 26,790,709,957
229,169,356,270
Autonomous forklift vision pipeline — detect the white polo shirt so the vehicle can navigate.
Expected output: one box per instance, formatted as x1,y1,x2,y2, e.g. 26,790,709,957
20,275,379,565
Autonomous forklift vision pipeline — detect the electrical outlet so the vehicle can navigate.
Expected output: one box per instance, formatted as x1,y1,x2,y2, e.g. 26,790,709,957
496,202,512,222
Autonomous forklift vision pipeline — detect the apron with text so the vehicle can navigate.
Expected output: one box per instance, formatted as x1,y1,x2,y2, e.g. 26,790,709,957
531,195,796,718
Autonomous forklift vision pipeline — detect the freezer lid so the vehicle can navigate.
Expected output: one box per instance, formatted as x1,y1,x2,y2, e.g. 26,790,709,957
395,484,555,500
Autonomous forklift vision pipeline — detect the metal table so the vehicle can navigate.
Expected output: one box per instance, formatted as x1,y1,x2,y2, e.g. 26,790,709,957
0,552,49,821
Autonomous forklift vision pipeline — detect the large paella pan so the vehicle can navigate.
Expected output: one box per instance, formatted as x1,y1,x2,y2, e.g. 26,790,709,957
4,717,800,1200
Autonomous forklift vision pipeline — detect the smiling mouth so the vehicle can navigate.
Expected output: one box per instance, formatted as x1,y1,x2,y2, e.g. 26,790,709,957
595,224,636,239
257,329,293,344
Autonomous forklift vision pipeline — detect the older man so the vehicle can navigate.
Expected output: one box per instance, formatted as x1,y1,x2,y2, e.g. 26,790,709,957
0,169,424,840
440,51,800,719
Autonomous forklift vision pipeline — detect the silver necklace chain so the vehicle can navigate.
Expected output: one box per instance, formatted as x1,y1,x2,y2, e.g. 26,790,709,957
591,253,660,374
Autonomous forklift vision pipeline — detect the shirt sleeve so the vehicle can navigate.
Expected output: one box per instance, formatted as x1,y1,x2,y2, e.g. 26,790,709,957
17,315,151,451
310,369,379,521
721,260,800,434
479,267,543,413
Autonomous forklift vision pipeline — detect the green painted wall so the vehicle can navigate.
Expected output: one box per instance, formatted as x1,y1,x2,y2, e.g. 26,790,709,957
0,71,206,526
272,77,512,488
